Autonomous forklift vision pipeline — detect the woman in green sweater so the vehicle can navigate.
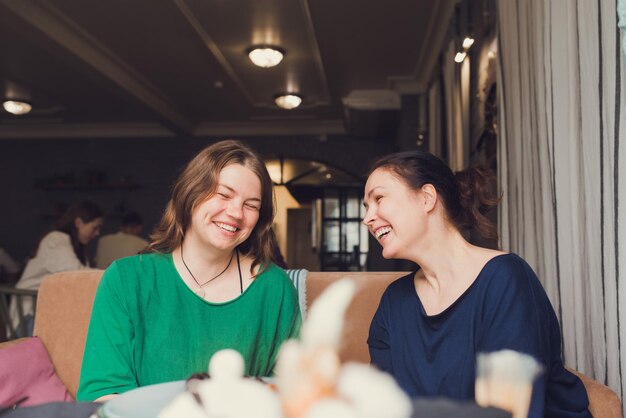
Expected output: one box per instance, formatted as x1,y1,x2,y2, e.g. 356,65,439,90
77,140,301,402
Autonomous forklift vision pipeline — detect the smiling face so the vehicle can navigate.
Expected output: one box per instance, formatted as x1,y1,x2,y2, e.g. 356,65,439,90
75,217,103,245
362,168,431,260
186,163,262,253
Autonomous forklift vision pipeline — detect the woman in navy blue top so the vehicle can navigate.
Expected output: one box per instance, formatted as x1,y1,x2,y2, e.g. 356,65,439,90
362,151,590,418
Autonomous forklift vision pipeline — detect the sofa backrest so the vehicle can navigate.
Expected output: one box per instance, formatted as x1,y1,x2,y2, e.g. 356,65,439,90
33,270,104,397
33,269,403,397
305,271,405,363
28,269,622,417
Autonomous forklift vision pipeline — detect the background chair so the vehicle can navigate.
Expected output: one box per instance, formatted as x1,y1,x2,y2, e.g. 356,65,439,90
0,285,37,340
569,369,623,418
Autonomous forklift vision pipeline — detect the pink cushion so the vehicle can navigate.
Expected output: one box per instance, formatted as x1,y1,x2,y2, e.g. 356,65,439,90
0,337,73,407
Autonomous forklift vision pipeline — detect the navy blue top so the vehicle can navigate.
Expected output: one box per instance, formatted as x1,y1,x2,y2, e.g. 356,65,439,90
368,254,591,418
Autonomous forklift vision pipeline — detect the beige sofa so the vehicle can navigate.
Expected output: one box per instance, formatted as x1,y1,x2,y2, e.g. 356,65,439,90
0,270,622,417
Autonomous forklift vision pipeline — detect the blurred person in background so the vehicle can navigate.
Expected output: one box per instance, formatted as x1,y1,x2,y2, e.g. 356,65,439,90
95,212,148,269
0,247,21,283
9,200,103,335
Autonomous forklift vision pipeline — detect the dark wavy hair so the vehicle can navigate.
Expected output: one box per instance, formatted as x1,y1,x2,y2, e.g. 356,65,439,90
47,200,103,265
147,140,275,274
370,151,499,241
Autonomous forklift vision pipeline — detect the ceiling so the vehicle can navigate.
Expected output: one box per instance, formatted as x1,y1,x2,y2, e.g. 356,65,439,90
0,0,456,139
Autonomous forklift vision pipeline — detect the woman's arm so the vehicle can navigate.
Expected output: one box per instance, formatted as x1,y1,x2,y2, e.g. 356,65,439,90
77,262,138,401
267,271,302,374
367,293,393,374
94,394,118,403
477,257,590,418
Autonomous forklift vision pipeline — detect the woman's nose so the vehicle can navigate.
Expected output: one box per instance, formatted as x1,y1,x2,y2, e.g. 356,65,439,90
362,207,375,226
226,202,243,219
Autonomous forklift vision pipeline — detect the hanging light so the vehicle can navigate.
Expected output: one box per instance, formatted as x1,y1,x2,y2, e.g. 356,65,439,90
2,100,32,115
275,93,302,110
454,52,467,63
454,35,475,64
247,45,285,68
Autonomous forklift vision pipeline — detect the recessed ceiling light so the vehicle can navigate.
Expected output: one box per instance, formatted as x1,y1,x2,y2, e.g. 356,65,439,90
3,100,32,115
275,94,302,110
248,46,285,68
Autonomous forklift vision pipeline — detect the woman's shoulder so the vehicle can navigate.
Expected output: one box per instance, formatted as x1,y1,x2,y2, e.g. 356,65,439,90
257,263,292,285
96,253,175,309
103,252,171,285
390,271,417,287
111,252,170,269
40,230,71,246
32,231,74,262
478,253,545,298
481,253,536,280
380,271,417,300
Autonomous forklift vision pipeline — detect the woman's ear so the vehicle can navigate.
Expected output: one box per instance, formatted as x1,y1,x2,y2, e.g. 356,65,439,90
74,217,85,229
421,184,438,213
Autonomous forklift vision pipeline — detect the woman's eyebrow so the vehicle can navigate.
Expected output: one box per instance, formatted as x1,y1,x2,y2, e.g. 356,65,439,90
365,186,382,199
217,183,235,192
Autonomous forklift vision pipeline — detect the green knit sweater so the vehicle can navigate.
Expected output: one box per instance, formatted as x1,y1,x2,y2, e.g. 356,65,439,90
77,253,301,401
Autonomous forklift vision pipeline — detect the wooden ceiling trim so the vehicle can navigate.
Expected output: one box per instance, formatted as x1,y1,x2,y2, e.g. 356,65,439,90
412,0,457,85
299,0,331,106
176,0,329,109
0,0,194,135
193,119,345,136
0,122,174,139
173,0,254,105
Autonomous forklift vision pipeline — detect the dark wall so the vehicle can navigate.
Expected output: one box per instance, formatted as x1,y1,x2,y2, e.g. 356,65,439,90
0,134,395,262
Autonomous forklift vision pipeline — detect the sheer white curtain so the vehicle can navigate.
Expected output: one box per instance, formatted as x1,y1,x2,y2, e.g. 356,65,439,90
442,39,471,171
497,0,626,407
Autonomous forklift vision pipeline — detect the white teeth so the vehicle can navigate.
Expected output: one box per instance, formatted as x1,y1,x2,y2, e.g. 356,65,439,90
375,226,392,239
216,222,237,232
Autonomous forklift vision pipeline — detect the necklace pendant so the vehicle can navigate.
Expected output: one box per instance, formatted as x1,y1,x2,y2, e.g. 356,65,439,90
196,288,205,298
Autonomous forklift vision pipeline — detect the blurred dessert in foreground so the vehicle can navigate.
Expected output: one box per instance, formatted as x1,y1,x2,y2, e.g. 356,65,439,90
159,279,412,418
475,350,542,418
158,349,281,418
277,279,411,418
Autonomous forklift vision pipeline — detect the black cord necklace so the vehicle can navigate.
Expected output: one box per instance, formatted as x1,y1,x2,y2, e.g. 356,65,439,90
236,249,243,294
180,245,241,298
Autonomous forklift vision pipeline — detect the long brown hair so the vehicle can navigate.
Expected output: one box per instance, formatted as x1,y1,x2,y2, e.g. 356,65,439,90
41,200,103,265
371,151,499,241
148,140,275,273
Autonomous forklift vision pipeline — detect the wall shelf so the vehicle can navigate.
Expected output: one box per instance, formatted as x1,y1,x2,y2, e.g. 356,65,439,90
36,211,126,220
37,183,140,191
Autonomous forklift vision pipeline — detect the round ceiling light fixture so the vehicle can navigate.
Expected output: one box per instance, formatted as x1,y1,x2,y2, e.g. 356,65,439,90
274,93,302,110
2,100,32,115
248,45,285,68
